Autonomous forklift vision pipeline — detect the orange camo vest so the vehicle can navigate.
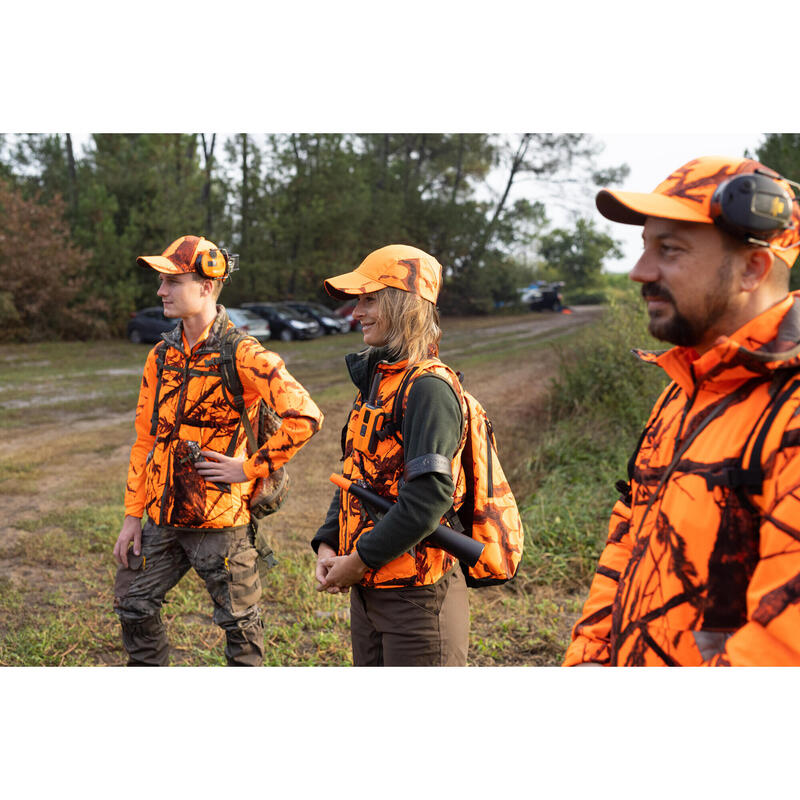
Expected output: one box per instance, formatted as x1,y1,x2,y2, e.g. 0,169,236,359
564,294,800,666
124,309,322,530
339,358,468,588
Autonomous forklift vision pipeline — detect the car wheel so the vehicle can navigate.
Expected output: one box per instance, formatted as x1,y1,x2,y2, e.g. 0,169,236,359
129,328,143,344
279,328,293,342
551,300,563,312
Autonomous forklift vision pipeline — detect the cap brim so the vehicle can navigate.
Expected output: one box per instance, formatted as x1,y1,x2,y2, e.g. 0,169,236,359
136,255,188,274
596,189,713,226
323,271,386,300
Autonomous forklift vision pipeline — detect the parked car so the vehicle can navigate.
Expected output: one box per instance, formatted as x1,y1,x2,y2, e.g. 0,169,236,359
127,306,178,344
519,281,565,312
226,308,272,341
241,302,323,341
284,301,350,334
333,298,361,331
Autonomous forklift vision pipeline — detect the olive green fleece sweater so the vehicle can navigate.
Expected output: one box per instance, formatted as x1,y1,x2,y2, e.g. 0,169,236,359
311,347,463,569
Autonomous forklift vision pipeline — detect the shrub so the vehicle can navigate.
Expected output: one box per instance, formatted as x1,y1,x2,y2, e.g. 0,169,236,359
519,289,668,588
0,180,109,341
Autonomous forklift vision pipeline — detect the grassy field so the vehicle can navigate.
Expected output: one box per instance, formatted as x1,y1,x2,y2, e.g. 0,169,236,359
0,305,641,667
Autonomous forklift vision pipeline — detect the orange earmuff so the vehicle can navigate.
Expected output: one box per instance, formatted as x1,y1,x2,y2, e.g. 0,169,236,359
195,248,229,279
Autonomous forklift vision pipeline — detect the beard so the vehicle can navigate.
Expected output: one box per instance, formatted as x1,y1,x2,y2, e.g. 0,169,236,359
641,255,734,348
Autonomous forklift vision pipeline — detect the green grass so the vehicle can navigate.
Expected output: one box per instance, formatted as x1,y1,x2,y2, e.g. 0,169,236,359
2,307,637,667
502,292,668,658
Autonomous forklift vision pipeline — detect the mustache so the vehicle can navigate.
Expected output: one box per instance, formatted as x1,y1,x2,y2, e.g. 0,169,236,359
641,283,675,303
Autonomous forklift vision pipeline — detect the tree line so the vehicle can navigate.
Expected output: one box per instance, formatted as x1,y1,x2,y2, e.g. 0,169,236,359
1,132,636,341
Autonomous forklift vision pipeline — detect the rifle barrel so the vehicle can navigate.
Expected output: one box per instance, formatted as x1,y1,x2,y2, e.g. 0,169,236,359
329,474,484,567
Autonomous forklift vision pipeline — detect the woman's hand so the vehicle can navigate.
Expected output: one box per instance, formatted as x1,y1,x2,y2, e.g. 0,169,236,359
316,549,368,593
315,543,343,593
197,450,248,483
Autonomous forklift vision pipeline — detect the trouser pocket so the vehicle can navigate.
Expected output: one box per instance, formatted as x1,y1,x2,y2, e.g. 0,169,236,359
226,546,262,614
114,553,145,606
193,532,261,616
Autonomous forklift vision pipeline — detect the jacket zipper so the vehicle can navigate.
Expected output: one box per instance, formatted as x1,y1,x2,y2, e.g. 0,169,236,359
486,419,494,497
158,346,192,526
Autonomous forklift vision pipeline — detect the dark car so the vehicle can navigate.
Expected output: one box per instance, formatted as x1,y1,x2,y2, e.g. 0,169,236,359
127,306,178,344
284,301,350,334
333,298,361,331
241,302,323,341
226,308,272,342
520,281,565,312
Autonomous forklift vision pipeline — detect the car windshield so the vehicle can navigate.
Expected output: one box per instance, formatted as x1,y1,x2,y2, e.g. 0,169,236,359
306,303,334,315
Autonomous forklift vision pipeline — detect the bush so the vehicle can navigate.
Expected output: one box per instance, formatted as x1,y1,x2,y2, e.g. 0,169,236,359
563,287,608,306
519,289,669,588
547,289,666,424
0,180,109,342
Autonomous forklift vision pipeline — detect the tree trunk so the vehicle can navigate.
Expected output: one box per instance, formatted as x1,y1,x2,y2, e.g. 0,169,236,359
240,134,249,256
468,133,532,270
450,133,464,204
64,133,78,226
200,133,216,236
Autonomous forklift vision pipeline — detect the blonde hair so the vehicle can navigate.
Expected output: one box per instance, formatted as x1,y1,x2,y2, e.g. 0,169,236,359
374,286,441,364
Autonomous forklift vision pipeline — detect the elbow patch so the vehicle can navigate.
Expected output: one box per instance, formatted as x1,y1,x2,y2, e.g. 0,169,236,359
403,453,452,482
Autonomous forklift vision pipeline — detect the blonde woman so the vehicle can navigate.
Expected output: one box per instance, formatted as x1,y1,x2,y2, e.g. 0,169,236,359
312,244,470,666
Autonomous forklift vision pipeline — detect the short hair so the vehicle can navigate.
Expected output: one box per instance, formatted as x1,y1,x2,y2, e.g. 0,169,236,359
193,273,224,300
374,287,441,364
719,228,790,292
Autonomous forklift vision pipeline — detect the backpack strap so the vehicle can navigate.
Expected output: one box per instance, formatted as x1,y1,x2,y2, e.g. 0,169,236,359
614,381,681,502
717,367,800,494
148,341,168,437
387,363,427,445
390,361,467,533
218,328,260,457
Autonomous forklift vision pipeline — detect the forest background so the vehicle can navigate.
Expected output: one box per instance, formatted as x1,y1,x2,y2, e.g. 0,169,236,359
0,132,638,340
4,132,798,344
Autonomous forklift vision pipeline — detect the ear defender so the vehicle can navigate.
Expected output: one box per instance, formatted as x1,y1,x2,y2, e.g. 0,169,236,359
195,248,229,279
710,171,794,245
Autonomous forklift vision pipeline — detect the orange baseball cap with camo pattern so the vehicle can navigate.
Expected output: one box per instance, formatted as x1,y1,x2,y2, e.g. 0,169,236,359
137,235,220,275
596,155,800,268
324,244,443,304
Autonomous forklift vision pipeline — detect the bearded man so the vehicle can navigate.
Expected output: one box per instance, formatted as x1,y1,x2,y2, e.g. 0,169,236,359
563,155,800,666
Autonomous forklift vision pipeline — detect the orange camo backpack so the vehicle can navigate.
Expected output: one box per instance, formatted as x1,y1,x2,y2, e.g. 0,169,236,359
392,365,524,587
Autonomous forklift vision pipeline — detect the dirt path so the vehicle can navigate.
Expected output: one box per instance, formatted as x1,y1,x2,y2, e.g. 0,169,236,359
0,307,602,662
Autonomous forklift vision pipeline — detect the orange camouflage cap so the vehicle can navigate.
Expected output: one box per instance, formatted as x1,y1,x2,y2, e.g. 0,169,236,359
596,155,800,268
137,235,220,275
324,244,443,304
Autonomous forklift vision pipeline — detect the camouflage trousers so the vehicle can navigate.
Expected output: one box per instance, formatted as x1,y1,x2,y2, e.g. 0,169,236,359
114,519,264,666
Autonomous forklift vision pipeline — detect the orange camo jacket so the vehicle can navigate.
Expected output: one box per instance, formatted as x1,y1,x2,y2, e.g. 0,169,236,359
340,357,468,588
124,307,323,530
564,293,800,666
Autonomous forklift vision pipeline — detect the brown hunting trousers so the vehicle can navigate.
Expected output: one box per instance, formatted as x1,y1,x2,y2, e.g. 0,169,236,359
113,519,264,666
349,565,469,666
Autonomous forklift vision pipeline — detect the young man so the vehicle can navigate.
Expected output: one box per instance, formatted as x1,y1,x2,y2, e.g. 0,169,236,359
113,235,323,666
563,155,800,666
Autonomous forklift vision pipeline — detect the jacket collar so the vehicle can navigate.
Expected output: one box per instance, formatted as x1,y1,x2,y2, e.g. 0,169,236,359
161,305,230,354
344,347,409,398
636,293,800,394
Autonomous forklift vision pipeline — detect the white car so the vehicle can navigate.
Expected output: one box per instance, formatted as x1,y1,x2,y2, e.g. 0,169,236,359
227,308,272,341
